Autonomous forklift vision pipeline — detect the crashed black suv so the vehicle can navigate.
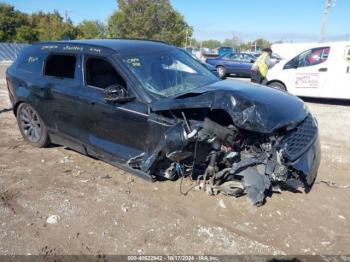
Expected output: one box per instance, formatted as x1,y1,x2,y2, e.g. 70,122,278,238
6,39,320,205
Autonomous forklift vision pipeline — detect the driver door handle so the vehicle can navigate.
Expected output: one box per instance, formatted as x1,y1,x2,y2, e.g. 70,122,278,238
319,67,328,72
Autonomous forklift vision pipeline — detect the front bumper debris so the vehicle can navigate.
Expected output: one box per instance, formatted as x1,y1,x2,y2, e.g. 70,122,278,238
151,114,321,206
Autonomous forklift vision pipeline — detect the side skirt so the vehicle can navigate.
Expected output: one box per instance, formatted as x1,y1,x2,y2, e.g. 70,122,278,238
48,132,154,182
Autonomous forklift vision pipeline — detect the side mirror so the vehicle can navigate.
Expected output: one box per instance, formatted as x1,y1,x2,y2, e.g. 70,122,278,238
250,59,255,63
103,85,135,104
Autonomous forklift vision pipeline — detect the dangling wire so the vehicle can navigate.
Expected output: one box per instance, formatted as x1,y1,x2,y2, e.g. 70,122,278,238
179,139,199,195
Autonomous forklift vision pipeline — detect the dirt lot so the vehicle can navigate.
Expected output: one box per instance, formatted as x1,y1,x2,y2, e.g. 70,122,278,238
1,64,350,256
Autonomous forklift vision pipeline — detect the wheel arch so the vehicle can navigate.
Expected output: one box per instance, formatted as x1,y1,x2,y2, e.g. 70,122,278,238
13,100,25,116
266,80,287,91
13,100,36,116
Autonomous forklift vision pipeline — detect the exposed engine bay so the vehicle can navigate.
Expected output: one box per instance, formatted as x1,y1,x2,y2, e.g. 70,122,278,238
148,110,320,206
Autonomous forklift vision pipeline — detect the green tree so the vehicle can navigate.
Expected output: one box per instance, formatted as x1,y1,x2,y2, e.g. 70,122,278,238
222,34,241,49
188,38,200,48
239,38,271,51
15,24,37,43
201,40,221,49
239,42,252,51
108,0,192,46
76,20,106,39
254,38,271,49
31,11,77,41
0,3,29,42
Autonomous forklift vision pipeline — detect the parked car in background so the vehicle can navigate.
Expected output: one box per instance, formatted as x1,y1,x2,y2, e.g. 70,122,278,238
266,41,350,99
252,52,282,64
6,39,320,205
206,52,256,78
180,48,218,75
218,46,234,56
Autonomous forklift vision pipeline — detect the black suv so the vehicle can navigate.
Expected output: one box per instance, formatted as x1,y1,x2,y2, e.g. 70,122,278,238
6,39,320,205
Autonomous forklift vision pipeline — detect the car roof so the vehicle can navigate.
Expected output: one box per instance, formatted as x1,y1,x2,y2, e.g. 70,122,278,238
33,39,174,55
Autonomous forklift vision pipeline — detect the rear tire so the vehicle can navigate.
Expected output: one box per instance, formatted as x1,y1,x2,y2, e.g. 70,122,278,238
216,66,226,79
268,81,287,91
16,103,50,148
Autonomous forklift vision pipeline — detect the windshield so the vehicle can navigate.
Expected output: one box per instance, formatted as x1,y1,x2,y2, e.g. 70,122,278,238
121,49,218,98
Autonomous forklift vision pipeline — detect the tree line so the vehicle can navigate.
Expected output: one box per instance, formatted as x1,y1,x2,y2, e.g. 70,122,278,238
0,0,192,46
0,0,273,50
189,37,273,51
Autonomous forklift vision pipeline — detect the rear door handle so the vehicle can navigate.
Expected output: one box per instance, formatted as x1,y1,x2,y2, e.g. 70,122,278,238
347,66,349,74
319,68,328,72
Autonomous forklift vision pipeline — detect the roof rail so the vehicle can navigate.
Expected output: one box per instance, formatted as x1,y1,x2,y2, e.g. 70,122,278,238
32,38,170,46
107,37,169,45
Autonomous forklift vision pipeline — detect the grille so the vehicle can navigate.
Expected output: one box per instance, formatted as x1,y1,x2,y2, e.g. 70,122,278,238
280,115,317,162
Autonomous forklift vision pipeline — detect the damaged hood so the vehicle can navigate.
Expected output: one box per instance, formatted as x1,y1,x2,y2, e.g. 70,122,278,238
151,79,308,133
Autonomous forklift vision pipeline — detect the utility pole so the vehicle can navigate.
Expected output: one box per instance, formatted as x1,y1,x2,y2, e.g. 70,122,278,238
64,10,73,23
320,0,336,42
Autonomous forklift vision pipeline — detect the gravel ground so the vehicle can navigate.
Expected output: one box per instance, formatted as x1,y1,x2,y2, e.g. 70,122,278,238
1,64,350,255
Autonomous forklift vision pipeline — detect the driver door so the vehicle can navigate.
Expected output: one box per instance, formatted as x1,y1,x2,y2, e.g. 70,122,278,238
79,55,150,163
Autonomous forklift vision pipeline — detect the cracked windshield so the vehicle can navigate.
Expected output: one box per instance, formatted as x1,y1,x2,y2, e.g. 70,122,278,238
122,49,218,97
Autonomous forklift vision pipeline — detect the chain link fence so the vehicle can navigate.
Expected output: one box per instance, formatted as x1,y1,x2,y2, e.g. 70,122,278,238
0,43,28,63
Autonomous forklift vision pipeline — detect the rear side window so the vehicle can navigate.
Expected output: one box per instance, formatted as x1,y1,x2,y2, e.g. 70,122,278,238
44,54,76,79
17,53,45,74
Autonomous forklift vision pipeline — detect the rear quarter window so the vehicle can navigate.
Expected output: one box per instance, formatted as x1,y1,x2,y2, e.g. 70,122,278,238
16,51,45,74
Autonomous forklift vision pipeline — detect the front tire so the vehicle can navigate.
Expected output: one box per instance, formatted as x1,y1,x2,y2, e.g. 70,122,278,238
216,66,226,79
268,81,287,91
16,103,50,148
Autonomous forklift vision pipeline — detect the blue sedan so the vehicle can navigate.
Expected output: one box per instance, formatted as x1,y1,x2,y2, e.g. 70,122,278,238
206,53,256,79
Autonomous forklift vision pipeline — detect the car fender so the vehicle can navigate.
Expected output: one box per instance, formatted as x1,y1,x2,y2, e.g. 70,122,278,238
12,84,33,114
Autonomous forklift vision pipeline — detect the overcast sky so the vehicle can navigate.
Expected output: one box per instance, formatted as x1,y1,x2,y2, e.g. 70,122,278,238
4,0,350,42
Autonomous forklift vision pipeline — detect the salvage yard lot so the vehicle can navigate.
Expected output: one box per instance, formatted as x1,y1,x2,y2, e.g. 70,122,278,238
0,63,350,255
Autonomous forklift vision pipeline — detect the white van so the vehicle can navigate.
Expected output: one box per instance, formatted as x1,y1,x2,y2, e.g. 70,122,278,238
266,41,350,99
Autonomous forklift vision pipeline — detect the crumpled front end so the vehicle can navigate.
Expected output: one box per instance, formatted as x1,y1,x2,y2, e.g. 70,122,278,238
146,111,320,206
124,81,321,205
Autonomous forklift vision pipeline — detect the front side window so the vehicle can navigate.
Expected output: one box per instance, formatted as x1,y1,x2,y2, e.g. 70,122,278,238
241,54,254,62
222,53,232,60
231,53,240,61
85,57,126,89
284,57,298,70
297,47,330,68
44,54,76,79
122,49,218,98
